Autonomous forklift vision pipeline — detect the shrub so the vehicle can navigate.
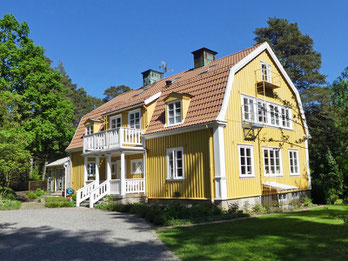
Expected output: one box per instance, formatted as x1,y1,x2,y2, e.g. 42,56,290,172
0,200,21,210
242,201,250,213
0,186,16,200
35,188,45,196
45,201,75,208
44,197,69,202
252,204,265,214
302,197,316,207
26,191,38,199
71,193,76,201
289,199,302,209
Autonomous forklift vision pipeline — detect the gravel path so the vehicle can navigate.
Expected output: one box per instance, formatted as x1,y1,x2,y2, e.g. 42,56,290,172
0,207,179,261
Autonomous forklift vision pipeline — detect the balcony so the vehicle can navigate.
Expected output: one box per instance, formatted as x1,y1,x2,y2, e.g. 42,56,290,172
255,68,282,93
83,127,143,153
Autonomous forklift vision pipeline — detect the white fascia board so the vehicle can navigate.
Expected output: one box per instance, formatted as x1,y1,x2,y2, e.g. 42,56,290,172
217,42,309,136
145,92,161,105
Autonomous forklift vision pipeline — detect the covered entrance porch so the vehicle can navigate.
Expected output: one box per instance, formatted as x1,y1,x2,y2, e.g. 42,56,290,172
76,148,146,208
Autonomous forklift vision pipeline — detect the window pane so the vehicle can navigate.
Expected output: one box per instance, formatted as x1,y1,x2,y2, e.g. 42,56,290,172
177,168,183,177
241,166,246,175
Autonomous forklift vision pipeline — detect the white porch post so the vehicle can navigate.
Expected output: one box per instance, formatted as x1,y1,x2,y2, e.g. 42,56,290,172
84,157,88,186
143,151,146,196
106,154,112,180
120,151,126,196
95,156,100,184
213,124,228,200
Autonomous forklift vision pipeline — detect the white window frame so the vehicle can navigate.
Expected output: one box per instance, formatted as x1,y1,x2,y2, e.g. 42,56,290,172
167,100,182,126
241,96,255,123
238,145,255,178
87,161,96,178
289,149,300,176
263,147,283,177
86,125,93,135
130,159,143,174
257,100,268,124
261,62,272,82
281,107,292,129
166,147,184,181
241,94,293,130
110,115,122,129
128,109,141,129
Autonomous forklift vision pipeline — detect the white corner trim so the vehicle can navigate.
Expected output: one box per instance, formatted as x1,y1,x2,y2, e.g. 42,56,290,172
145,92,162,105
305,139,311,190
213,125,228,200
217,42,309,136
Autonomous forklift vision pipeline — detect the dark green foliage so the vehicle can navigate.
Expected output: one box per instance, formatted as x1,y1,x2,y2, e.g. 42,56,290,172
95,202,248,226
55,62,103,127
0,186,16,200
25,191,38,199
254,17,326,91
103,85,131,103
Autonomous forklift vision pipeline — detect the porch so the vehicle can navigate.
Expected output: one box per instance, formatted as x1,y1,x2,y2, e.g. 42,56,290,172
76,149,146,208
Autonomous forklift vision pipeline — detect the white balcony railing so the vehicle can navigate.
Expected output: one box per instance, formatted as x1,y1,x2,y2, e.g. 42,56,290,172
83,127,143,152
76,180,97,207
126,178,145,193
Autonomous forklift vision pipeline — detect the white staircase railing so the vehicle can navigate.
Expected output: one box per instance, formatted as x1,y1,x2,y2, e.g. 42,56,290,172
89,180,110,208
76,180,97,207
126,178,145,193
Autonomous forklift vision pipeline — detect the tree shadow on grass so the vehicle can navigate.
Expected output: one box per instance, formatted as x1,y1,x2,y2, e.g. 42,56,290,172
158,209,348,261
0,223,177,261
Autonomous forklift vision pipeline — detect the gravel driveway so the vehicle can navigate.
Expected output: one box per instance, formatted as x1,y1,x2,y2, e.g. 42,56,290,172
0,207,179,261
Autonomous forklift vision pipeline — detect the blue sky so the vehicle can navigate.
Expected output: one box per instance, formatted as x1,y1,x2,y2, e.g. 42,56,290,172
1,0,347,98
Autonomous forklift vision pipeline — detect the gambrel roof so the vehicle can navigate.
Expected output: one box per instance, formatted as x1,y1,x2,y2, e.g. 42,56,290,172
66,42,308,151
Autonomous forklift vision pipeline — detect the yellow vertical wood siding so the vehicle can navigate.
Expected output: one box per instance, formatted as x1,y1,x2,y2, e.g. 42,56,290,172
146,129,212,199
70,151,84,191
224,50,309,199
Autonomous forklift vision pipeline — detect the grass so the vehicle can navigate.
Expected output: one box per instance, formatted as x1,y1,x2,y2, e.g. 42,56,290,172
0,199,21,210
44,196,75,208
157,205,348,261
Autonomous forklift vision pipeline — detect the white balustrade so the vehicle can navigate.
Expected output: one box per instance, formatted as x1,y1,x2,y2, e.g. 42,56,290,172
89,180,110,208
110,179,121,194
126,179,145,193
76,180,97,207
83,128,143,152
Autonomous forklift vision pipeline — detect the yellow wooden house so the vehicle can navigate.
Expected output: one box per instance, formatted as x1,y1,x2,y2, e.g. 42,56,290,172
66,42,311,208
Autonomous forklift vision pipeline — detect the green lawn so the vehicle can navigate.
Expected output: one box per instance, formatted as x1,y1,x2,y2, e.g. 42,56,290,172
157,205,348,261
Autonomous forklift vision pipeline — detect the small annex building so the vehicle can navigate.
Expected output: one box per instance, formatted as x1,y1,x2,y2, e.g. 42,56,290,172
46,157,71,196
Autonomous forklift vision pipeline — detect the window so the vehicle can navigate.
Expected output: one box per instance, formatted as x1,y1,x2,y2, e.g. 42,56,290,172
241,94,293,129
242,96,255,122
261,62,272,82
166,147,184,180
131,159,143,174
128,109,141,129
263,147,282,176
289,149,300,176
257,101,267,123
281,108,291,128
110,115,122,129
87,162,96,177
86,125,93,135
167,101,182,125
238,145,255,177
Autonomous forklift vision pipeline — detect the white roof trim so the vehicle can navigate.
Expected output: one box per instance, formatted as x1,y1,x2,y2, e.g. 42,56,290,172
263,182,298,191
217,42,309,136
46,157,70,167
145,92,161,105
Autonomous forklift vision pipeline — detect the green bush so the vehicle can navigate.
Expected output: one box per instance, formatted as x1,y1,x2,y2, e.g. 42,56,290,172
0,200,21,210
252,204,265,214
0,186,17,200
71,193,76,201
35,188,45,196
302,197,316,207
26,191,38,199
96,202,248,226
289,199,302,209
45,201,75,208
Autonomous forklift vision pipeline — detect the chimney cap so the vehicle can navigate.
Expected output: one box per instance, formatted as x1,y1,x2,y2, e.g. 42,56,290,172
191,47,218,56
141,69,164,76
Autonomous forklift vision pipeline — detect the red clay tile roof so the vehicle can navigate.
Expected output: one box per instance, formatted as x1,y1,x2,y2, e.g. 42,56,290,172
66,44,260,150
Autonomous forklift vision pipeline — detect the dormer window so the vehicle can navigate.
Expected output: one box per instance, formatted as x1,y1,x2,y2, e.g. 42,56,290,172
128,109,141,129
168,101,182,125
261,62,272,82
86,125,93,135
